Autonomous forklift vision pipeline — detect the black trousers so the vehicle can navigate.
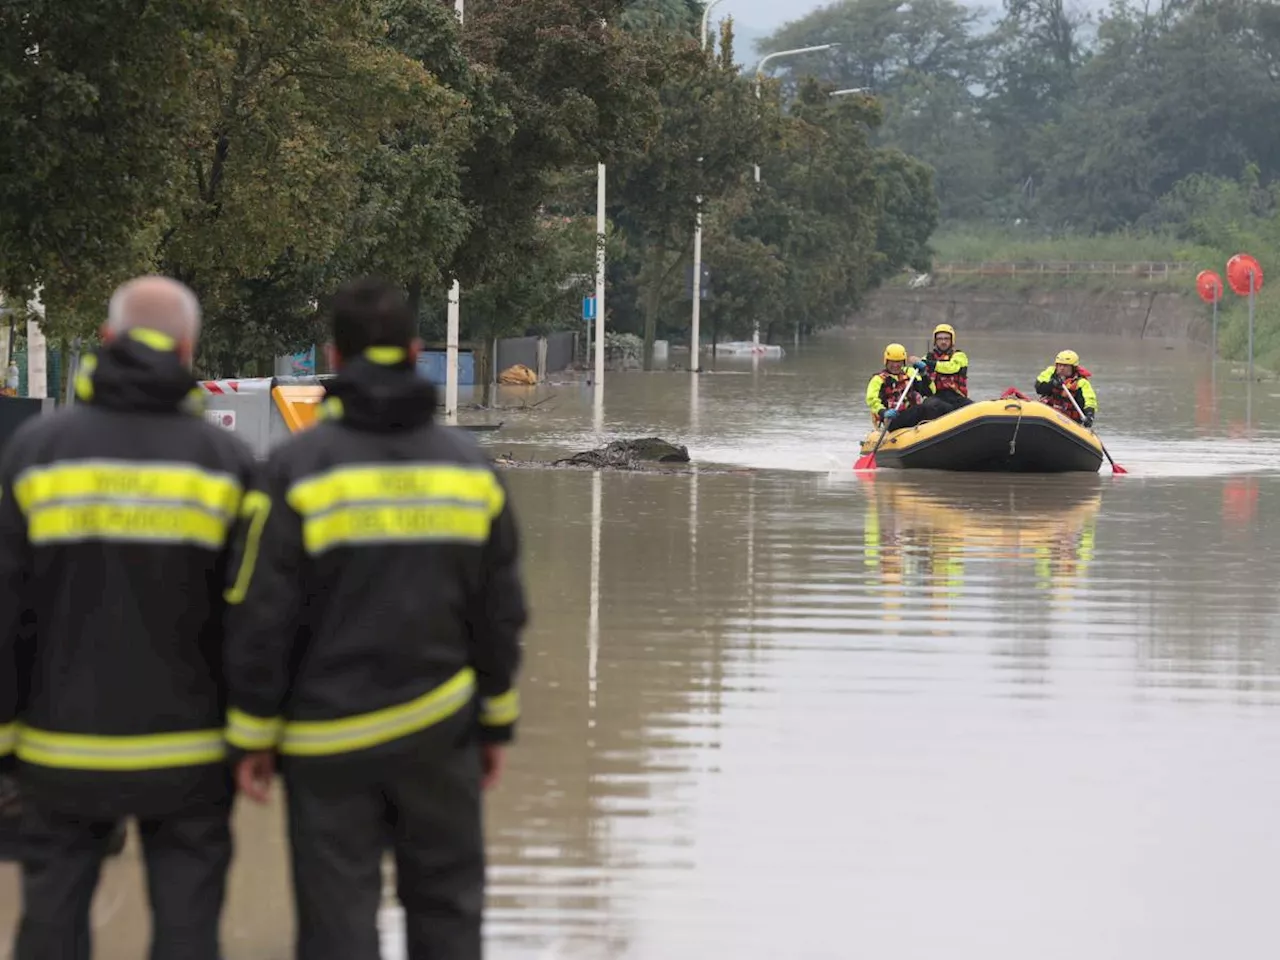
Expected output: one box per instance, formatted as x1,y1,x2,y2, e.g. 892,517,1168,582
888,397,947,431
13,797,232,960
932,389,971,411
285,729,485,960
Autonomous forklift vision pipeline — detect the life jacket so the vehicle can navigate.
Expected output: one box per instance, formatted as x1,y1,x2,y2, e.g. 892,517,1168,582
929,347,968,397
1043,367,1092,421
879,369,924,410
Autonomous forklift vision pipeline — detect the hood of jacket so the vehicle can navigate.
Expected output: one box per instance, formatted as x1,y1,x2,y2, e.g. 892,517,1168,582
78,328,199,414
321,347,437,432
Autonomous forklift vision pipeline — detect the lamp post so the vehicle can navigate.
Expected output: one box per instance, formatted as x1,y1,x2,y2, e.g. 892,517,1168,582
592,18,609,437
747,43,839,347
690,0,726,375
444,0,465,425
752,43,840,183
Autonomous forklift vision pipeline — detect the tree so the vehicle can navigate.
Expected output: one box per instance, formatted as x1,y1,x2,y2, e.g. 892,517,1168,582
0,0,220,336
332,0,477,321
155,0,448,372
450,0,663,306
757,0,993,220
610,23,769,368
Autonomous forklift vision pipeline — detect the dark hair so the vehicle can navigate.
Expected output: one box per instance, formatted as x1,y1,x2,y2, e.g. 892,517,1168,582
329,278,416,358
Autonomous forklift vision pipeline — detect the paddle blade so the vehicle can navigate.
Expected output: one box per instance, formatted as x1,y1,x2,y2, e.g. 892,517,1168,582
853,452,877,471
1110,462,1128,475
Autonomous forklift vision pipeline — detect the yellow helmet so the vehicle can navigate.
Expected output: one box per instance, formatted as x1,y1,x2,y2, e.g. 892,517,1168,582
1055,349,1080,366
933,323,956,338
884,343,908,363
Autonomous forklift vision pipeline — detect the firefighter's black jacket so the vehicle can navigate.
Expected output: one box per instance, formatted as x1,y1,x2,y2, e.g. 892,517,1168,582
0,329,256,818
223,349,526,766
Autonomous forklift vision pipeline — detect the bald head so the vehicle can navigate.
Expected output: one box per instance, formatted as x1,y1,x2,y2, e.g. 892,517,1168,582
106,276,202,366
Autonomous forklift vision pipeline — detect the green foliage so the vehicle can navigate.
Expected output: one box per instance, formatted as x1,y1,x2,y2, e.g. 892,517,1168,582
759,0,1280,230
609,22,773,367
0,0,218,335
2,0,938,377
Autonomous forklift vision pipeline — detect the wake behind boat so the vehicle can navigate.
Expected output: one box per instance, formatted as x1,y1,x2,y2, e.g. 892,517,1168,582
857,393,1105,473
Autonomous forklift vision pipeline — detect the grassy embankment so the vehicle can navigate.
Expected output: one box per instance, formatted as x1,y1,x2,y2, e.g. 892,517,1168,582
907,225,1278,370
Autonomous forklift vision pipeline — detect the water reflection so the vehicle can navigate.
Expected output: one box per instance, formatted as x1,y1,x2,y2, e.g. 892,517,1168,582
10,331,1280,959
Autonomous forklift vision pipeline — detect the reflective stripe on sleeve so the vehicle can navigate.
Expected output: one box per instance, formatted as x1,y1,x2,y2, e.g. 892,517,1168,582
280,668,476,757
480,690,519,728
225,709,284,752
0,722,15,757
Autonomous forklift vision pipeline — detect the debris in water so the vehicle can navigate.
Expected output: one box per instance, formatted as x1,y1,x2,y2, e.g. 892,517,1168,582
554,437,691,469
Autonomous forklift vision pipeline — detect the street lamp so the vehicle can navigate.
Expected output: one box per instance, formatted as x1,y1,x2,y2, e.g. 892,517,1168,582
753,43,840,182
444,0,465,425
700,0,725,48
746,42,839,348
690,0,727,374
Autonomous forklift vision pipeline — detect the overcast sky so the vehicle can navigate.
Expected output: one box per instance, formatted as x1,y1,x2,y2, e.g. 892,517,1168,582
720,0,827,31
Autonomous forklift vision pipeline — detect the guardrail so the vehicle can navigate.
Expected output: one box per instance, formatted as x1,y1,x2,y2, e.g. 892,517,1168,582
932,261,1196,280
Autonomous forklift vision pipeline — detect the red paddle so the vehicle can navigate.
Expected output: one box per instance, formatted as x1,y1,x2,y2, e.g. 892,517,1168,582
1059,380,1128,474
854,367,920,471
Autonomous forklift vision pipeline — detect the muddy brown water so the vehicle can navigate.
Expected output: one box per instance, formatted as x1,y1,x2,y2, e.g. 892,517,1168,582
6,330,1280,959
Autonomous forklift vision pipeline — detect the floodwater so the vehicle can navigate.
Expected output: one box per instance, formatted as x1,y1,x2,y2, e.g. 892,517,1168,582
6,329,1280,959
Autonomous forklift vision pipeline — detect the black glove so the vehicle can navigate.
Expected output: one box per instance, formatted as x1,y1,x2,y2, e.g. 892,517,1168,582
1049,373,1063,388
1083,411,1095,428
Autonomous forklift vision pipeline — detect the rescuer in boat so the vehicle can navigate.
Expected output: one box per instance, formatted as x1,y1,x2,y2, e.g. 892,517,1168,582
866,343,932,430
917,323,971,411
1035,350,1097,426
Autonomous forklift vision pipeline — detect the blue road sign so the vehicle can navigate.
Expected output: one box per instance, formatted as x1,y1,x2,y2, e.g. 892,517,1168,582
583,296,597,321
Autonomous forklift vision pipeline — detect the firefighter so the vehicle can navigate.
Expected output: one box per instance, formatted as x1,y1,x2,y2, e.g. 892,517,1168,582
0,276,256,960
920,323,971,410
1035,349,1098,426
224,278,528,960
866,343,931,431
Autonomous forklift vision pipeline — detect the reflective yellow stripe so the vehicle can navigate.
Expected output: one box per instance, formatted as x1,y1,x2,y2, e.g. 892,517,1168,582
287,465,503,557
28,503,229,548
288,465,504,517
316,397,344,422
225,708,283,751
15,462,241,516
127,328,176,352
302,503,491,555
15,462,241,549
364,346,407,365
75,355,97,401
16,726,226,771
0,722,15,757
480,690,519,727
224,491,272,604
280,668,475,757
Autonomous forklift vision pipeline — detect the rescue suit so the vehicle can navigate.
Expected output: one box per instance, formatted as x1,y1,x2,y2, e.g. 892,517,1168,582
1035,365,1097,424
866,367,932,431
925,344,971,409
0,329,256,960
224,348,527,960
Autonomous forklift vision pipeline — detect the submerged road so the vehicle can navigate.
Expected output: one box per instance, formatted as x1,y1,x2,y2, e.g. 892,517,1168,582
5,329,1280,958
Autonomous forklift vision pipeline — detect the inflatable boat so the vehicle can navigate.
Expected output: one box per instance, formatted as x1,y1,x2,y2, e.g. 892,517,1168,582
857,395,1104,473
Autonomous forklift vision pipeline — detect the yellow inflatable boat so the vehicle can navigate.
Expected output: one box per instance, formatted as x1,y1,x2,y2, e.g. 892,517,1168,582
858,395,1104,473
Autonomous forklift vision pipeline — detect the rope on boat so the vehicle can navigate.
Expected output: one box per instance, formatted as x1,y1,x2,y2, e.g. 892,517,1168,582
1006,400,1025,456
